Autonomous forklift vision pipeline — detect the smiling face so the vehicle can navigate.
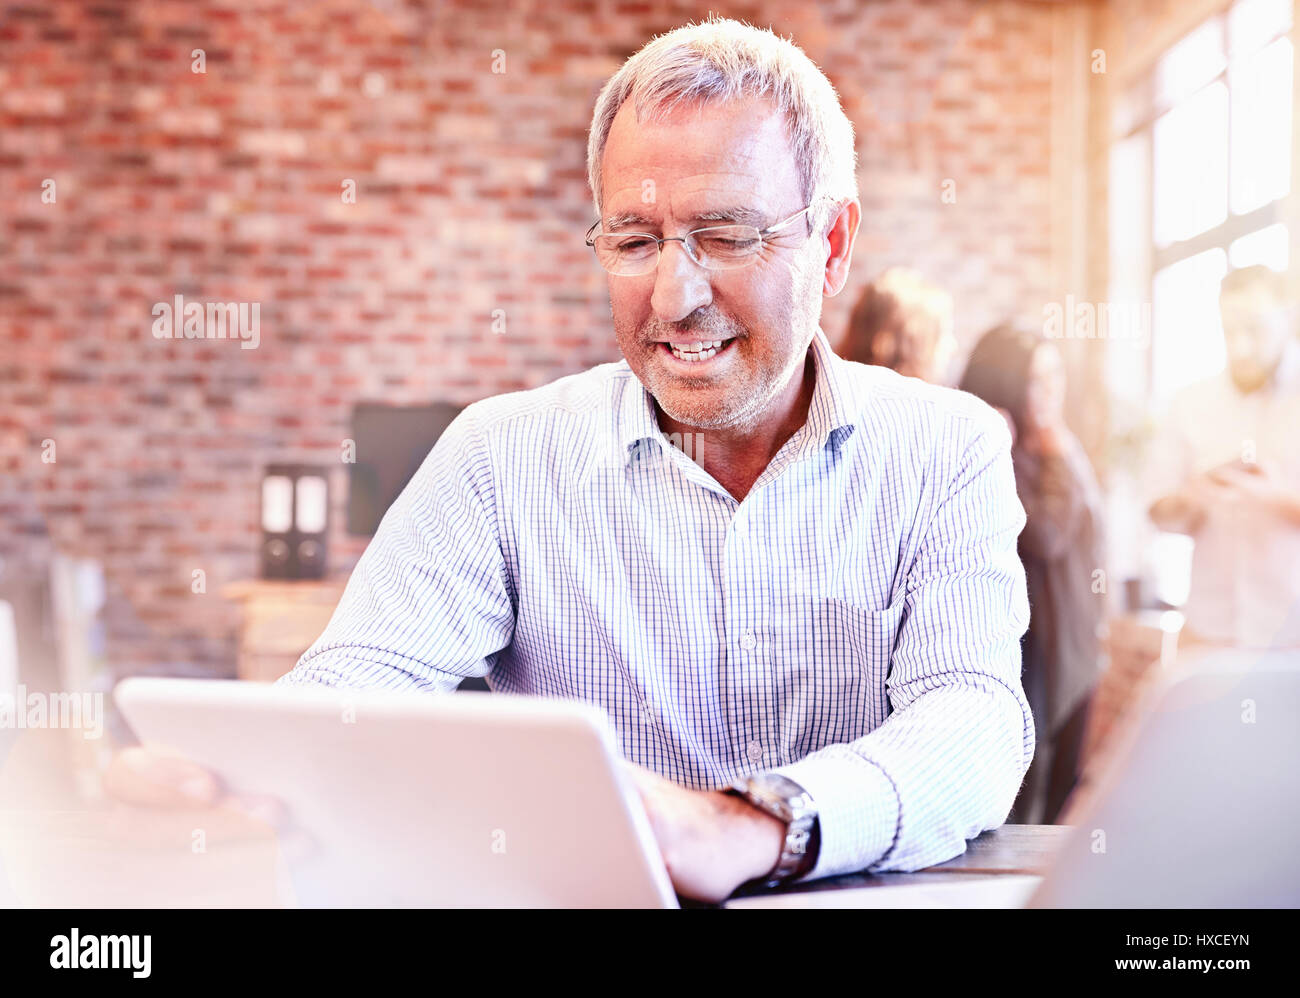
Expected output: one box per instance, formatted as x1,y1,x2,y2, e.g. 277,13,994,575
599,95,828,431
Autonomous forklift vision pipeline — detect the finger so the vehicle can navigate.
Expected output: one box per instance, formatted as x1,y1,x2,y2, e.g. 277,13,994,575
225,792,291,831
1202,472,1239,493
102,747,221,809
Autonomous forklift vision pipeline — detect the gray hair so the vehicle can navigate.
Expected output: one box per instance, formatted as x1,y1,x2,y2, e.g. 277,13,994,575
586,16,858,232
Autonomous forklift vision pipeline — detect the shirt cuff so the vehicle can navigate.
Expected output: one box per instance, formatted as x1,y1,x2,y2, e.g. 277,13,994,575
769,745,901,883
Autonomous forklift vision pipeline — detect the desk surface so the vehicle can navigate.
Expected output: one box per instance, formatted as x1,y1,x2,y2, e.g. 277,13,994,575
719,824,1071,907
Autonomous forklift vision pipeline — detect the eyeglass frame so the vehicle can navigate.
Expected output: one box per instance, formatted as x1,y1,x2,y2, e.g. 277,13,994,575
583,200,828,275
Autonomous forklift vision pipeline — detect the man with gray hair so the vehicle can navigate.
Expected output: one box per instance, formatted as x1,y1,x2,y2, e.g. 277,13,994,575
116,16,1034,904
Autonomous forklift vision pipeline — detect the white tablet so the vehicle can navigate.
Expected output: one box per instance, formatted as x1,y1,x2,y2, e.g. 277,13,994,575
113,677,678,908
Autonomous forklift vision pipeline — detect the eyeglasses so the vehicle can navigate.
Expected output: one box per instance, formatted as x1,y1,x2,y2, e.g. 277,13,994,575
584,203,819,277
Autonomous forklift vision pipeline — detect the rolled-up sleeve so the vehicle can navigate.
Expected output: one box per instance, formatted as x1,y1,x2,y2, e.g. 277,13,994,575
771,403,1034,881
277,403,515,692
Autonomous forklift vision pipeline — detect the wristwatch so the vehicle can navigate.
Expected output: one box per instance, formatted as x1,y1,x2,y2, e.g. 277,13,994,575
725,772,820,888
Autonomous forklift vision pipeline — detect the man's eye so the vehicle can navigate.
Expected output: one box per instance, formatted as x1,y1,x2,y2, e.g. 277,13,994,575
700,236,759,251
614,237,655,252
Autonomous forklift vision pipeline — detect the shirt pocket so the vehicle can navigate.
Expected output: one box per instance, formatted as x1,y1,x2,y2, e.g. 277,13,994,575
781,595,906,752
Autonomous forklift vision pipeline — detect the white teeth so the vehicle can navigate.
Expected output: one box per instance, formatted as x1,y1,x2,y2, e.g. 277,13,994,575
670,344,719,361
665,337,733,362
668,339,726,350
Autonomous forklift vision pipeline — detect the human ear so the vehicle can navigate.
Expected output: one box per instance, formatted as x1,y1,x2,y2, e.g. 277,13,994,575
821,198,861,298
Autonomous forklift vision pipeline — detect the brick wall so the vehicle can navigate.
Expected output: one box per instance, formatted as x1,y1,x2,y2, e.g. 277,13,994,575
1,0,1066,678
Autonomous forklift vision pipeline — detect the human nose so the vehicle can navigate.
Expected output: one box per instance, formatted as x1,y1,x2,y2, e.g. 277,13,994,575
650,238,713,323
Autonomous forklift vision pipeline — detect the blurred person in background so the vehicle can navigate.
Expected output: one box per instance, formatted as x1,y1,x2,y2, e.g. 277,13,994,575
841,267,958,384
960,321,1107,824
1147,265,1300,649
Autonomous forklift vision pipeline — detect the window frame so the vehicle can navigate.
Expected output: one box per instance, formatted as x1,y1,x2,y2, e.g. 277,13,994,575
1116,1,1294,396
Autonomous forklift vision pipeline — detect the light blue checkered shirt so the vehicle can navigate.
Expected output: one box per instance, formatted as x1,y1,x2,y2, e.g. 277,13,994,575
281,326,1035,882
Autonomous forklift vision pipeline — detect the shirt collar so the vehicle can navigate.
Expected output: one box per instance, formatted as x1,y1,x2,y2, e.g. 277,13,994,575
614,325,860,468
802,324,861,451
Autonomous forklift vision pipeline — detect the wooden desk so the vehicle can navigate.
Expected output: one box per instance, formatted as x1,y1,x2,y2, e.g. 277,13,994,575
720,824,1071,908
222,579,346,682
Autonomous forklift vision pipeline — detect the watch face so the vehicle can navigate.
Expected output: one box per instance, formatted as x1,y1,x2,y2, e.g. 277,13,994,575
737,775,820,885
750,772,805,803
751,774,820,828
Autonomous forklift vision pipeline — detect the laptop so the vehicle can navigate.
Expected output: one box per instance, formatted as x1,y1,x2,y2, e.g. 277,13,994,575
1027,648,1300,907
113,677,679,908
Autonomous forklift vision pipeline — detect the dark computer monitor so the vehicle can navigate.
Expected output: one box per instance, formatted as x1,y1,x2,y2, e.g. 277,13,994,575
346,402,464,536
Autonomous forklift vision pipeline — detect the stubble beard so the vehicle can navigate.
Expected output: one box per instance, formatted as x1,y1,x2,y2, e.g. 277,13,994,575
618,251,825,432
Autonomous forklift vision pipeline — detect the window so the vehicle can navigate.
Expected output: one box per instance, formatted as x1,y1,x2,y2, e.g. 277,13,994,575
1116,0,1294,401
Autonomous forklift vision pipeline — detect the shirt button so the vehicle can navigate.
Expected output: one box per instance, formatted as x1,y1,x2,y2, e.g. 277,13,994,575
740,630,757,651
746,740,765,763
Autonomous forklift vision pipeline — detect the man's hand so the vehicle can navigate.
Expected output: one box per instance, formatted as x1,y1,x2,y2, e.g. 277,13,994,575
624,761,786,903
103,746,222,808
95,746,309,903
1150,465,1250,534
0,744,302,906
104,746,290,829
1206,460,1300,524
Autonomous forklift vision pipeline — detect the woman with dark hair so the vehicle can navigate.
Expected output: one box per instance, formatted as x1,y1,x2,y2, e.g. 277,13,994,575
843,268,957,384
959,321,1107,825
